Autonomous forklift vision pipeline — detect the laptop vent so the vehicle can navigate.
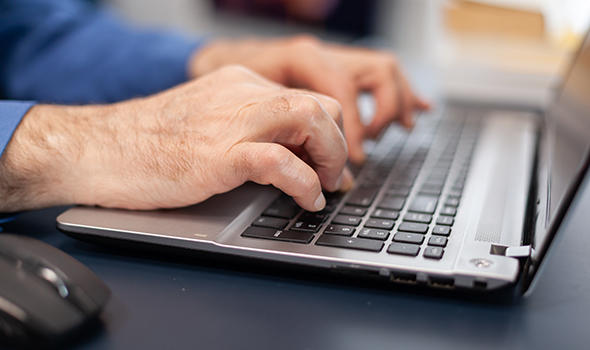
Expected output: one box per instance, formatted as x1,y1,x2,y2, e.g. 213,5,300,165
475,231,502,242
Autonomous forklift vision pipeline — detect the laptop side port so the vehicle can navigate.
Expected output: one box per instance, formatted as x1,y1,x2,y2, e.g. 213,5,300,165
390,271,417,284
473,280,487,290
428,276,455,289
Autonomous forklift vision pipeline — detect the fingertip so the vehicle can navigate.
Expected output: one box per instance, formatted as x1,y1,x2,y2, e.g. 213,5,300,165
339,167,355,192
313,192,326,211
416,97,432,110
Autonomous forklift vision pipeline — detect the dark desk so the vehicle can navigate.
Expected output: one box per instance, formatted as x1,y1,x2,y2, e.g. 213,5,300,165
4,172,590,350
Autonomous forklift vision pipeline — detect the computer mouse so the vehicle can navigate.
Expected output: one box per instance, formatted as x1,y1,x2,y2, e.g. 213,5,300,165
0,234,110,348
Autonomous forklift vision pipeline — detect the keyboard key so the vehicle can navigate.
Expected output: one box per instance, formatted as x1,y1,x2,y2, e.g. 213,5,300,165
409,195,439,214
432,225,451,236
358,228,390,240
263,196,299,219
393,232,425,244
428,236,448,247
371,209,399,220
346,186,379,207
252,216,288,229
378,196,406,211
332,215,362,226
242,226,314,244
440,206,457,216
339,206,367,216
298,211,329,223
436,216,454,226
403,212,432,224
387,243,420,256
291,220,322,233
324,224,355,236
423,246,444,259
386,187,410,196
398,222,429,234
316,235,384,252
364,218,395,230
445,197,460,207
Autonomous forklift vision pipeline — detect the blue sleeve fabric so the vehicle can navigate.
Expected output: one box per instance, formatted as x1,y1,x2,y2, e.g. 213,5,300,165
0,101,34,158
0,0,204,104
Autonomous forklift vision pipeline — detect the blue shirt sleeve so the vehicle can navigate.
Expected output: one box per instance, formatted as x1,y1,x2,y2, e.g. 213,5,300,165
0,0,205,104
0,101,34,158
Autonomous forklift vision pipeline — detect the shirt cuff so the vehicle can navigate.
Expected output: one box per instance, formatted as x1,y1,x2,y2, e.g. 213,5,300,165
0,100,35,158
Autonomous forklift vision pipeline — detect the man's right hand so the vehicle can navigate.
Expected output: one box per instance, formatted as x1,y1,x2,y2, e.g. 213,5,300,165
0,66,353,213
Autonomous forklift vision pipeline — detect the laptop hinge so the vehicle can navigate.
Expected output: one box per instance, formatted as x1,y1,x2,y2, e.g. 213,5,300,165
490,244,533,259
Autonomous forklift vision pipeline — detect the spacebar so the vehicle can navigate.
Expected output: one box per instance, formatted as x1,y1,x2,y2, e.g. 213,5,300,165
316,235,383,252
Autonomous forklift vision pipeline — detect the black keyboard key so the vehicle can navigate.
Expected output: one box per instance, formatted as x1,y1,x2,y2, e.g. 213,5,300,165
387,243,420,256
371,209,399,220
393,232,425,244
432,225,451,236
440,206,457,216
339,206,367,216
324,224,356,236
263,197,299,219
346,186,379,207
378,196,405,211
428,236,448,247
398,222,429,234
436,216,454,226
403,212,432,224
291,220,322,232
332,215,362,226
252,216,288,229
423,246,444,259
242,226,314,244
298,211,328,223
409,195,439,214
324,193,343,212
364,218,395,230
358,228,390,240
316,235,384,252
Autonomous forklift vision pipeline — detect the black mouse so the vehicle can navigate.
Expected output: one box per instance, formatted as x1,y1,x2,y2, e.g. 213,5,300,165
0,234,110,348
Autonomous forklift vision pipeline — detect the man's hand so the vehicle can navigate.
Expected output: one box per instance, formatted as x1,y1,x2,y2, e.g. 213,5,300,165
190,36,431,163
0,66,352,212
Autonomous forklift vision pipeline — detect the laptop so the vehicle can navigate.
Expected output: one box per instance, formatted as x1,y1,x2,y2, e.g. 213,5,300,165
56,32,590,298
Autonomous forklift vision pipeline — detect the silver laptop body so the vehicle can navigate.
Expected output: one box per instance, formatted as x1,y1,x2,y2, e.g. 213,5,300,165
57,34,590,297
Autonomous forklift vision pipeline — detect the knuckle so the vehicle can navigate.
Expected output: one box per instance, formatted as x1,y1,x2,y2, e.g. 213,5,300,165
260,144,289,172
378,53,399,73
298,94,324,115
218,64,256,78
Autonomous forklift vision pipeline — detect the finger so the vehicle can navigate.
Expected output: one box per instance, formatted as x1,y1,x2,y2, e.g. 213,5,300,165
284,54,366,164
414,95,432,110
365,77,400,138
246,93,348,192
397,74,416,129
229,142,325,211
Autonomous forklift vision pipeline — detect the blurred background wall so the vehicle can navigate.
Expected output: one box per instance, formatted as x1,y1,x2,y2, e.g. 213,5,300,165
102,0,590,107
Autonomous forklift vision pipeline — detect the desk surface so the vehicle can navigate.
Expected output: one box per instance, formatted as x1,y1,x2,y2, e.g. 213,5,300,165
4,172,590,349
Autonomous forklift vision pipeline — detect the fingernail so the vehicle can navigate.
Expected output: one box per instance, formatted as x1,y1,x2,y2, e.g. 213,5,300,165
339,168,355,192
314,192,326,211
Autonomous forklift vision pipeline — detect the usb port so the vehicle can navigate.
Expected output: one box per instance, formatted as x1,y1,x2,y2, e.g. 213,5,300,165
390,272,417,284
429,276,454,288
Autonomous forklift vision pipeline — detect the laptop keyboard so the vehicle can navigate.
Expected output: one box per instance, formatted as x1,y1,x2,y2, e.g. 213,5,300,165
241,111,481,260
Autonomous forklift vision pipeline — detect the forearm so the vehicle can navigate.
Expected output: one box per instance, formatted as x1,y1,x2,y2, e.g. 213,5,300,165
0,104,112,212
